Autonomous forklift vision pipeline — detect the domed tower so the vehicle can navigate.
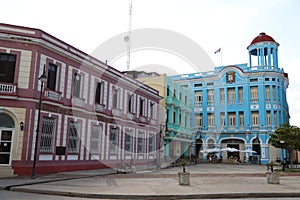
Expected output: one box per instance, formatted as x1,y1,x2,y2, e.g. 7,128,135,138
247,32,280,70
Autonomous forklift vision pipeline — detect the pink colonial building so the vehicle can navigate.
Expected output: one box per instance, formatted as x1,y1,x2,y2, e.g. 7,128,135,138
0,23,161,175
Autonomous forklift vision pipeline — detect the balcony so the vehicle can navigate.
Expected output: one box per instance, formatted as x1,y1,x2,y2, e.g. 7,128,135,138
95,103,105,113
166,96,180,107
44,89,61,101
112,108,121,117
139,116,148,124
0,82,17,95
126,112,134,120
150,118,156,125
72,97,85,107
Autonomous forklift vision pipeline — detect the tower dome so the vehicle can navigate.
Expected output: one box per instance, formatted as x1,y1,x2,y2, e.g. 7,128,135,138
247,32,279,69
249,32,276,47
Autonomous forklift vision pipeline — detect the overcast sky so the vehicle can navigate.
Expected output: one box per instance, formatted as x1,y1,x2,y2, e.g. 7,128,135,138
1,0,300,126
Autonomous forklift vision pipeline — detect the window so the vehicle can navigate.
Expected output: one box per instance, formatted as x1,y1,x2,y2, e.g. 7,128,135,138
91,125,101,154
95,82,104,104
239,112,244,126
228,112,236,126
208,113,214,127
139,98,145,116
251,111,259,126
68,121,80,153
227,88,235,104
73,73,81,98
195,114,203,127
167,85,170,96
194,83,202,87
0,53,16,83
47,64,57,90
194,91,203,106
112,88,119,109
124,130,133,152
220,112,225,126
250,86,258,103
137,132,145,153
238,87,243,104
40,117,56,153
274,111,277,127
220,88,225,104
149,133,155,153
267,111,271,127
250,78,258,82
127,93,134,113
109,127,118,153
173,111,176,123
207,89,214,104
185,115,188,127
150,102,155,119
272,86,276,101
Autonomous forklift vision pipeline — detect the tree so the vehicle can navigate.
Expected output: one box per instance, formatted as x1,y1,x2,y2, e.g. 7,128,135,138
269,123,300,169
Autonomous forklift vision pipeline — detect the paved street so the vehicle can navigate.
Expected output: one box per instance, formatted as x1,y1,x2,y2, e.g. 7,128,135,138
1,164,300,199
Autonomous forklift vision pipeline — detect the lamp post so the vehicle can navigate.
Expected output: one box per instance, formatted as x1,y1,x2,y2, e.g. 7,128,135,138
280,140,285,160
31,67,47,179
158,123,165,168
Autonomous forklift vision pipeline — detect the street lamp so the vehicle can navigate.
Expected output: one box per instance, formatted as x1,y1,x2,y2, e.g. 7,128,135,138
32,66,47,179
280,140,285,160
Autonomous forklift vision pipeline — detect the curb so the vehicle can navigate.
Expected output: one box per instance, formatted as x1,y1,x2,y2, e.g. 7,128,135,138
10,187,300,199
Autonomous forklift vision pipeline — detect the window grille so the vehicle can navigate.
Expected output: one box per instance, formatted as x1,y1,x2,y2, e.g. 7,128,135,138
40,117,56,153
68,121,80,153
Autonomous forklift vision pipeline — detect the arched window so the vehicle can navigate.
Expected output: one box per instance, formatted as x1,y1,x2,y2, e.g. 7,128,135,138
0,113,15,128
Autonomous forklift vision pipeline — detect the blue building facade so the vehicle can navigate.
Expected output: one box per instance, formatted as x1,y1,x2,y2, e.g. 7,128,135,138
170,33,289,164
165,77,193,160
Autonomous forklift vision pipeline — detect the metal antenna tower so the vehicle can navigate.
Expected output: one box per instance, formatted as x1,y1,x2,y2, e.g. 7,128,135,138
125,0,132,71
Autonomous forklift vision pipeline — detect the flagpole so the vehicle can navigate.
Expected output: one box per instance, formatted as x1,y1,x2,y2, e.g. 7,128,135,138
220,51,223,66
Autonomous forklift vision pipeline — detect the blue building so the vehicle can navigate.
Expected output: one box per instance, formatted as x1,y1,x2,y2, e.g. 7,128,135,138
165,77,193,160
170,33,289,164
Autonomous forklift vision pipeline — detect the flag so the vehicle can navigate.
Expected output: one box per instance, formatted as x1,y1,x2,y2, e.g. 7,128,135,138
214,48,221,54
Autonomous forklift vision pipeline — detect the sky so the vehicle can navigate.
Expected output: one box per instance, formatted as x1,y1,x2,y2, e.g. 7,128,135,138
1,0,300,126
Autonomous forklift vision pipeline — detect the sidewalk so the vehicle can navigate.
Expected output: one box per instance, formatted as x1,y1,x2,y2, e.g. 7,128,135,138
1,164,300,199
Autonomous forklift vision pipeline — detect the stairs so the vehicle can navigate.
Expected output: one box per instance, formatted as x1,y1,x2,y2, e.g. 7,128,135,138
0,166,15,177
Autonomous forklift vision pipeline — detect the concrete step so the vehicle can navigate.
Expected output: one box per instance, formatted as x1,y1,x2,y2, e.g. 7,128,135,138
0,166,15,177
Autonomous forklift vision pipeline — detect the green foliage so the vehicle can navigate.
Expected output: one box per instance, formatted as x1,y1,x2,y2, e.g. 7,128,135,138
178,158,189,172
269,123,300,151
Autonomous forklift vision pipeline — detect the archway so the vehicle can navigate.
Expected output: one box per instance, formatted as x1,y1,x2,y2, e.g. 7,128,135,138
0,113,15,165
252,138,261,164
221,138,245,160
195,138,203,158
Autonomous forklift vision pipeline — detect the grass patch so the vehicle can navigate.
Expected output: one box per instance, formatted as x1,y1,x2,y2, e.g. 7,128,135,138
276,168,300,172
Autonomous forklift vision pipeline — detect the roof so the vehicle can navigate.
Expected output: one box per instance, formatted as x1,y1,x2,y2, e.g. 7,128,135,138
249,32,276,46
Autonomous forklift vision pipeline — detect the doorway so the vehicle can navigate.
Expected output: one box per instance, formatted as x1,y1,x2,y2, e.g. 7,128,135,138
0,130,13,164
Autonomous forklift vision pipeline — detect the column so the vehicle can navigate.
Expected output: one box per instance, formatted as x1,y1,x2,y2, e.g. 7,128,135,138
249,53,252,68
267,47,271,68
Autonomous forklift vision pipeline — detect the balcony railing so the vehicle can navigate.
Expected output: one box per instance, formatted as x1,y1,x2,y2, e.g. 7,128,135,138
72,97,85,107
95,103,105,113
112,108,121,117
44,89,61,101
0,82,17,95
